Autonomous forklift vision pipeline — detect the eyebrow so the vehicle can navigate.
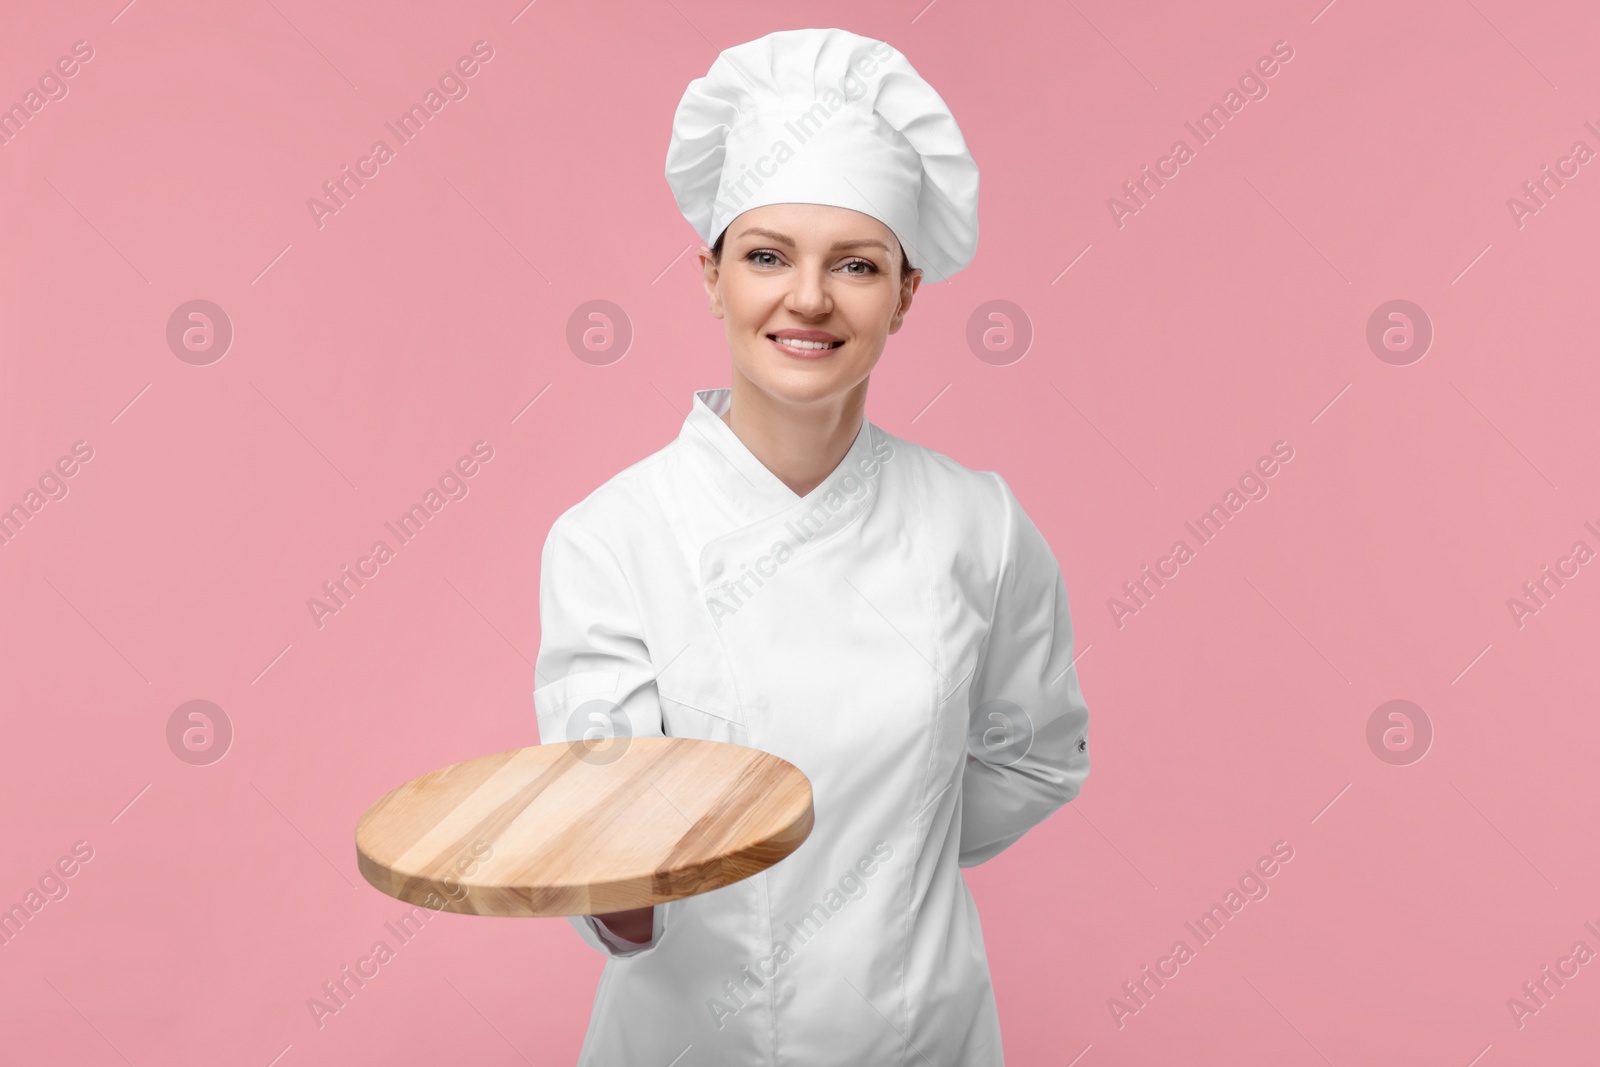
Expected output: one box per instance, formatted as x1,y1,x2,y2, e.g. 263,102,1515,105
734,227,892,254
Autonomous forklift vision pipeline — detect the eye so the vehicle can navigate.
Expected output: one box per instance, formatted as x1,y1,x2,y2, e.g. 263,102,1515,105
839,258,879,275
745,249,782,267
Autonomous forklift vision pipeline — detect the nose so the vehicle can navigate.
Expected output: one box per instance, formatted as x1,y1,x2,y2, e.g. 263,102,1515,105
782,261,832,318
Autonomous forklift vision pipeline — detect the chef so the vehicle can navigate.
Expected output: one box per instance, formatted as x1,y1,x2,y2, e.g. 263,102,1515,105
533,26,1091,1066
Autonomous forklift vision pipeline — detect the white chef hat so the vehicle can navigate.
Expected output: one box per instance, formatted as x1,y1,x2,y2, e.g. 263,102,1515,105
665,27,979,283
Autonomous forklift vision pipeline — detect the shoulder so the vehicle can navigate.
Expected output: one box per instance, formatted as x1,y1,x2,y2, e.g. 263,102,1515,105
872,426,1018,561
882,435,1065,613
873,424,1012,516
542,445,676,555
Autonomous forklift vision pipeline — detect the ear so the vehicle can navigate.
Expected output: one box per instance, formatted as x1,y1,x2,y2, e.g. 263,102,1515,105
887,268,922,334
698,246,724,319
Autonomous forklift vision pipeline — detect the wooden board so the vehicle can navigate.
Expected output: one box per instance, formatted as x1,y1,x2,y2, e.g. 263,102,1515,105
355,737,814,917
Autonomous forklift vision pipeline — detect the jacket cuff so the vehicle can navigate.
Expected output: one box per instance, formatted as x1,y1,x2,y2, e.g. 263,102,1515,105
568,905,663,958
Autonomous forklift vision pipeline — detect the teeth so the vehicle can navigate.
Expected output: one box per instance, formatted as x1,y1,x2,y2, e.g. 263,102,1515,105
771,336,837,350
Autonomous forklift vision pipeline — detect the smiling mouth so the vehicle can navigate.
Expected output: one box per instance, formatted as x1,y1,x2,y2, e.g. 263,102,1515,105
767,334,844,351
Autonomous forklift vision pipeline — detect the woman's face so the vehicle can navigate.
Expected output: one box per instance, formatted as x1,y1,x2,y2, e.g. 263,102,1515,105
700,202,921,414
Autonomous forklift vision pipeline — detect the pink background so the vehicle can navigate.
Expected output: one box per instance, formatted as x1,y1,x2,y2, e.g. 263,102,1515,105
3,0,1598,1063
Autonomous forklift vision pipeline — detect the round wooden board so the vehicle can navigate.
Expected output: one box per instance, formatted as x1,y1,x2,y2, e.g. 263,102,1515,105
355,736,814,917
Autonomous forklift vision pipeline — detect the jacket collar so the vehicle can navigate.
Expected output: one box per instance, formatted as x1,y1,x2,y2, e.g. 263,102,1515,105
677,387,880,522
667,388,894,597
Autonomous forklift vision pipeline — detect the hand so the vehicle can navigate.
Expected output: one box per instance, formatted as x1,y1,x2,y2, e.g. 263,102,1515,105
593,905,654,945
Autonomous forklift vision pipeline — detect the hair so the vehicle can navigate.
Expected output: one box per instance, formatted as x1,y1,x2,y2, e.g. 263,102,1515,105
712,228,914,283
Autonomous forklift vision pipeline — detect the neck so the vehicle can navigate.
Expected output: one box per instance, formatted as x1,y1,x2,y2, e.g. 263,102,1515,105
719,370,866,498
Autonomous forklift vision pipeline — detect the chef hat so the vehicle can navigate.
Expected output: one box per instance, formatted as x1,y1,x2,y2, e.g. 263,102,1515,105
665,27,979,283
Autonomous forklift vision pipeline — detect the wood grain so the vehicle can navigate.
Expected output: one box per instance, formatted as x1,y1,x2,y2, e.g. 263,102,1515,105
355,737,814,917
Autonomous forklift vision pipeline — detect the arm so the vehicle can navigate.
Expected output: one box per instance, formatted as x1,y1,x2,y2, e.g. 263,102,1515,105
958,473,1091,868
532,515,667,958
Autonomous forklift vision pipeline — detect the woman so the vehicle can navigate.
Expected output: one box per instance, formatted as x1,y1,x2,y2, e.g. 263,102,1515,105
533,27,1091,1065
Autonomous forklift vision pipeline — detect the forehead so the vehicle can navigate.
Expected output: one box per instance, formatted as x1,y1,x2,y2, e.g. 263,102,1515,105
725,203,900,249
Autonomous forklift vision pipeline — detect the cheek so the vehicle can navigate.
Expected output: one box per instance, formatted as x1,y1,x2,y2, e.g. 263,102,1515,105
722,277,779,327
841,291,898,335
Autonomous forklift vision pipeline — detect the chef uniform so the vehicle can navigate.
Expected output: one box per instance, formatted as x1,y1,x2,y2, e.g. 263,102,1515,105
533,27,1091,1067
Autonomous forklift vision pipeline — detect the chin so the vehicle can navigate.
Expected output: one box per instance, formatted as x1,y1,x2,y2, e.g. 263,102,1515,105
738,362,840,402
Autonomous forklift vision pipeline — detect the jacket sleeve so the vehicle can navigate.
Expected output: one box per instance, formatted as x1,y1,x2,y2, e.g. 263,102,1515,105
958,472,1091,868
532,514,668,958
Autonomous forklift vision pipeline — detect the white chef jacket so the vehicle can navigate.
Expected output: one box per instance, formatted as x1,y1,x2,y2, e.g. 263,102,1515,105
532,387,1091,1066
